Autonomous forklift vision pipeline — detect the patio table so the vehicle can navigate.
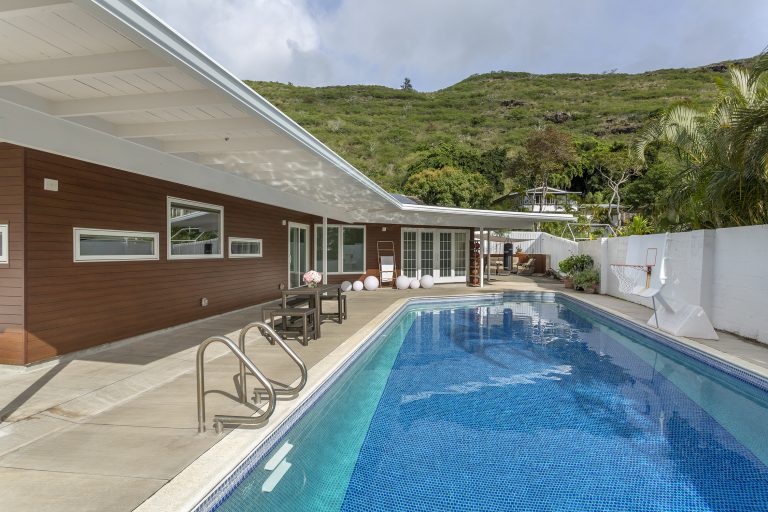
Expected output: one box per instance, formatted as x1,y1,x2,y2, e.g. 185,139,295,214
281,284,341,338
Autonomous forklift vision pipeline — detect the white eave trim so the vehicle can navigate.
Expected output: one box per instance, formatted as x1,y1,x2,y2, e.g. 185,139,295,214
397,203,577,222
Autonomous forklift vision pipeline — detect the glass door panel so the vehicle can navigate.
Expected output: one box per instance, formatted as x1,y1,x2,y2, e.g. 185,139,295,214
402,231,417,278
454,232,468,277
437,232,452,281
289,223,309,288
420,232,434,278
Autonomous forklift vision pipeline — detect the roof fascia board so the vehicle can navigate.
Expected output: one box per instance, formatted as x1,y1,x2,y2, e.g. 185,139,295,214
0,97,353,222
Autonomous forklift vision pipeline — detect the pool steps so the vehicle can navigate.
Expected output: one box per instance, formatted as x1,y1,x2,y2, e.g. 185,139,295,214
262,442,294,492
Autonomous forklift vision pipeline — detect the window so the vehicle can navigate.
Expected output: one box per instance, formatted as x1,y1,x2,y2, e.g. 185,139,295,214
168,197,223,259
74,228,159,262
315,225,365,273
229,237,262,258
315,227,339,272
0,224,8,264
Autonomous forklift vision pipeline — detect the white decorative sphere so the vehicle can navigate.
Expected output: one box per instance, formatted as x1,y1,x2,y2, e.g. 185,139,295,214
409,278,420,289
420,275,434,289
363,275,379,291
340,280,353,292
352,280,364,291
396,275,411,290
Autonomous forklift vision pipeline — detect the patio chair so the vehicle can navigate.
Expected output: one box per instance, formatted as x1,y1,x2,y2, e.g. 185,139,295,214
319,291,347,323
269,307,317,345
517,258,536,276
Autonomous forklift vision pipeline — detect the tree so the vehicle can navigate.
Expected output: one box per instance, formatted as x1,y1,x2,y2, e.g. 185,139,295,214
400,77,414,91
619,215,655,236
509,127,578,211
402,166,494,208
634,52,768,227
403,143,510,194
580,140,641,227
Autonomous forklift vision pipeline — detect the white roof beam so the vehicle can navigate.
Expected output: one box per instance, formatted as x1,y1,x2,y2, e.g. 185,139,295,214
163,136,298,154
0,50,171,86
51,89,229,117
115,117,266,138
0,0,73,19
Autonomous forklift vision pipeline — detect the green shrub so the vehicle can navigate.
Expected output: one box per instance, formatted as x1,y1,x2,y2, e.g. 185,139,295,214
572,268,600,290
558,254,594,276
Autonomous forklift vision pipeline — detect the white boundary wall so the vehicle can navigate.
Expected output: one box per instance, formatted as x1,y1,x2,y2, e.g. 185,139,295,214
580,224,768,344
486,231,578,270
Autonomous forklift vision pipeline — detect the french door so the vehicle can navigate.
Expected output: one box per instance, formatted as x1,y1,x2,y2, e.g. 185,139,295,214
288,223,309,288
401,229,469,283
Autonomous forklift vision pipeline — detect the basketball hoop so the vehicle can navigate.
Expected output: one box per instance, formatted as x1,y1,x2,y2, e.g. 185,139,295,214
610,264,653,294
610,247,658,295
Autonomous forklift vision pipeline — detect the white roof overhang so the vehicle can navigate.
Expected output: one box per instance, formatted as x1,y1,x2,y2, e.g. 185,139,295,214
0,0,574,229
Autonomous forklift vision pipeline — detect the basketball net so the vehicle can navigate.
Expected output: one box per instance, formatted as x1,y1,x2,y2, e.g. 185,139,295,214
610,264,653,295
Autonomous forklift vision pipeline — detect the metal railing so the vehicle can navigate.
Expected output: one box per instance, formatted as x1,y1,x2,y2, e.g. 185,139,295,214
196,335,276,434
238,322,308,402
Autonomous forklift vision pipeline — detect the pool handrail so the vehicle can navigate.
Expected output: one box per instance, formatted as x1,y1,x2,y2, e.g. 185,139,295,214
196,335,276,434
238,322,308,402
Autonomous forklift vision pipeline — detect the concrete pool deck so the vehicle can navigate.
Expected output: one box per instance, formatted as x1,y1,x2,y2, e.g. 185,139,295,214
1,276,767,511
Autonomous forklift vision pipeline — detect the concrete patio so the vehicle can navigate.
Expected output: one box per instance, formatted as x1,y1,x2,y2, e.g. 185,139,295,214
1,276,766,511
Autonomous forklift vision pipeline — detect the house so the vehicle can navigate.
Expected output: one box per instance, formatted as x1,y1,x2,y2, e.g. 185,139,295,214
500,187,582,213
0,0,574,365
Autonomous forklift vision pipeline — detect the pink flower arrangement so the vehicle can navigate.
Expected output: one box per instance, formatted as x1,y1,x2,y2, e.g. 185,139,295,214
302,270,322,287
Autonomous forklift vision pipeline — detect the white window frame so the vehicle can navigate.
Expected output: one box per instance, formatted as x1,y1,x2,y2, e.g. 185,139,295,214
229,237,263,258
314,224,366,274
167,197,224,260
0,223,8,264
73,228,159,262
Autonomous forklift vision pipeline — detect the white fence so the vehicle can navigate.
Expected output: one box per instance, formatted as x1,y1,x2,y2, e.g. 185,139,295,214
485,231,578,271
579,224,768,344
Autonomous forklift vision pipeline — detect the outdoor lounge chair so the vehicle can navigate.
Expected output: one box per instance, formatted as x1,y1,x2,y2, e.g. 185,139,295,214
517,258,536,276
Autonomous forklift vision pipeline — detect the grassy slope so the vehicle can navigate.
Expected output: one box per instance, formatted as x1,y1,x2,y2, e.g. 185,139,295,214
245,62,735,191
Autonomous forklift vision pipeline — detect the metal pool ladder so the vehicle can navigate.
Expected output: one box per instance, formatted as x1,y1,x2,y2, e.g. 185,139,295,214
196,322,308,434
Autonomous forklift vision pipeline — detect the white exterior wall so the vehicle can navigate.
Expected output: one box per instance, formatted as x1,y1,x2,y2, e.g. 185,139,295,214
710,225,768,342
580,225,768,344
538,232,578,271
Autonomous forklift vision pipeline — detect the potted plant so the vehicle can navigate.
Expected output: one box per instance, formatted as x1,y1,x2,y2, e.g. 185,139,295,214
558,257,575,288
573,268,600,293
558,254,594,289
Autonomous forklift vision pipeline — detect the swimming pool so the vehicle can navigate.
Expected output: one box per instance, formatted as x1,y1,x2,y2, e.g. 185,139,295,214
201,293,768,511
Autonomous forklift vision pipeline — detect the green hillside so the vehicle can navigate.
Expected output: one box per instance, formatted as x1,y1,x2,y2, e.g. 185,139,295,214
246,61,737,192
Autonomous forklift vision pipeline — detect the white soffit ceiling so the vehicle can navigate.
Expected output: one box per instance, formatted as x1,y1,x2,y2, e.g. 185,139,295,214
0,0,574,228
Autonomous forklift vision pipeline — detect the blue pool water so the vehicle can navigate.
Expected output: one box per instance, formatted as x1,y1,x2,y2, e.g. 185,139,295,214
213,296,768,511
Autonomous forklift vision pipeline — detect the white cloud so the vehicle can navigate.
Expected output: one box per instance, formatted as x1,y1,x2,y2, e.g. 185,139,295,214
138,0,327,82
138,0,768,91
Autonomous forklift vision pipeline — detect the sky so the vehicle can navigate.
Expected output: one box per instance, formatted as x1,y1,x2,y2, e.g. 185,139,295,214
138,0,768,92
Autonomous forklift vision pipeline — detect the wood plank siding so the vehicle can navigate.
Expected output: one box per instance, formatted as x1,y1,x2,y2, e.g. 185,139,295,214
0,144,25,364
22,147,315,364
2,144,472,364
